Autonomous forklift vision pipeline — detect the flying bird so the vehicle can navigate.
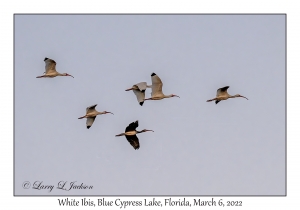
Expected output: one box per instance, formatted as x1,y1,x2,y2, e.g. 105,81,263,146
206,86,248,104
36,57,74,78
144,73,180,101
125,82,151,106
78,104,113,129
115,120,154,150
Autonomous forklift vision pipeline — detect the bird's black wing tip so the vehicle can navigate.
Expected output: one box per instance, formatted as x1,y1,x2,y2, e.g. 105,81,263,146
87,126,91,129
139,102,144,106
222,86,229,90
151,73,156,76
44,57,48,61
215,100,220,104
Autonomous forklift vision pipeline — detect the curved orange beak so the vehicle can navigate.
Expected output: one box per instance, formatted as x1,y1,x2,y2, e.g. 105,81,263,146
67,74,74,78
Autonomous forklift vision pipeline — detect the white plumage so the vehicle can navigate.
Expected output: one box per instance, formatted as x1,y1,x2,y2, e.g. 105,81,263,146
78,104,113,129
126,82,151,106
36,57,74,78
145,73,180,101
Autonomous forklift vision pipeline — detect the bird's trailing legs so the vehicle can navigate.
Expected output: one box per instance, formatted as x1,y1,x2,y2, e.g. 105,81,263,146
206,98,217,102
36,75,45,78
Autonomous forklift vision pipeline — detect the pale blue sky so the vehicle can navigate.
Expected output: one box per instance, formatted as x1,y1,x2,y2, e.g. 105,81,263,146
15,14,285,195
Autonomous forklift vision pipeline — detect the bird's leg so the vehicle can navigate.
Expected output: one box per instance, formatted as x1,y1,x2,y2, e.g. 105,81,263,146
115,133,125,137
78,115,87,119
36,75,45,78
206,98,217,102
144,98,153,100
125,88,133,91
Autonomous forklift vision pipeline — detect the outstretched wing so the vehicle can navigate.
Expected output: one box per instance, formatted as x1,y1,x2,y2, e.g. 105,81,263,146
44,57,57,74
151,73,163,97
217,86,229,97
133,89,146,106
86,104,97,114
86,117,96,129
125,135,140,150
135,82,148,91
125,120,139,132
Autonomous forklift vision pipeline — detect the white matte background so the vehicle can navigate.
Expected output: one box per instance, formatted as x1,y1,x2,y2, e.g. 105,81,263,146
1,0,298,209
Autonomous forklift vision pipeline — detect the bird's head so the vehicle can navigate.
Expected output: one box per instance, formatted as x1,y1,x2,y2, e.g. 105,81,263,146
63,73,74,78
171,94,180,98
141,129,154,133
103,111,114,115
235,94,248,100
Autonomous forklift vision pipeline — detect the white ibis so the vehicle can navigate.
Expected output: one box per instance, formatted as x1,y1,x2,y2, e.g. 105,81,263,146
78,104,113,129
115,120,154,150
36,57,74,78
144,73,180,101
125,82,151,106
207,86,248,104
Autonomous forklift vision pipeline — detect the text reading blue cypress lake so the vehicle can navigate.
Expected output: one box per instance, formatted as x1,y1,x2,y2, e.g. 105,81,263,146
58,198,243,207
